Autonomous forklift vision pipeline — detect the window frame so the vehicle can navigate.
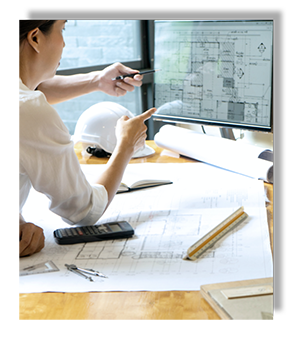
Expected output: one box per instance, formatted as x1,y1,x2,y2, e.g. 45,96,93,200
56,20,155,138
57,20,149,74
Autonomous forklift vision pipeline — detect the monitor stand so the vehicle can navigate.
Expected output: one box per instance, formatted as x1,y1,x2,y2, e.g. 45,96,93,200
220,128,236,140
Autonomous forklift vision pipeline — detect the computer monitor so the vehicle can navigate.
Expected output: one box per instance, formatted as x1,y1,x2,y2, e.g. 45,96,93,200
153,20,273,132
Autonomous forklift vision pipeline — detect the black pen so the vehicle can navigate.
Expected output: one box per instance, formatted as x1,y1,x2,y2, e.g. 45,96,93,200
112,69,160,81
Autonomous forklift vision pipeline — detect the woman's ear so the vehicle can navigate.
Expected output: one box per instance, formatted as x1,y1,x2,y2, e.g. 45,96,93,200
27,28,40,53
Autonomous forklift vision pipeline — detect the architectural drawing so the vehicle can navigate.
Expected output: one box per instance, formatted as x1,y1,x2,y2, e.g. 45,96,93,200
19,163,273,292
154,21,273,126
76,211,202,261
74,204,250,278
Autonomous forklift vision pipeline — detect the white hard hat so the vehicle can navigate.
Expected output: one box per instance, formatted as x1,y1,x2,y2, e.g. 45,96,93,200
72,102,154,158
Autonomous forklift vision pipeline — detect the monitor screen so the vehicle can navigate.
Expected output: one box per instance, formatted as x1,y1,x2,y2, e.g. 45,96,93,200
153,20,273,132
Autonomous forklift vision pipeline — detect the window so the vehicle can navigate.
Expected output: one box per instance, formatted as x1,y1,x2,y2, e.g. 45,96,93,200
54,20,149,135
59,20,142,69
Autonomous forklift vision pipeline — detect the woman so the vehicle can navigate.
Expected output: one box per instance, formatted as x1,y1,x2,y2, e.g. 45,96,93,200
19,20,156,256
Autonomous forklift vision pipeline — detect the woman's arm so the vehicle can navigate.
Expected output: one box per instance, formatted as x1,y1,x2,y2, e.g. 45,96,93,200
93,108,156,210
37,62,143,104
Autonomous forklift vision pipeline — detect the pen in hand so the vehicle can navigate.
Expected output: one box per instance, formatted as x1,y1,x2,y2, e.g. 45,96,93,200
112,69,160,81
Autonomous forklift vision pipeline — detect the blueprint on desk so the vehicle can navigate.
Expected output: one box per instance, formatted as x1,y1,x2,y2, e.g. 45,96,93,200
19,163,273,293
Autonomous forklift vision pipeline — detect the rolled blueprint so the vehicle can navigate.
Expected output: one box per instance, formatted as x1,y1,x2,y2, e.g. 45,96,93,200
154,125,273,183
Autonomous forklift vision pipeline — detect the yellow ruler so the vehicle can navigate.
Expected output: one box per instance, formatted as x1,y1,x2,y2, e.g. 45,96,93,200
184,207,248,260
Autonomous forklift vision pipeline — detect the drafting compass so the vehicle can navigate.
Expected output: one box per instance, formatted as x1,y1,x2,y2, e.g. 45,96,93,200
65,264,108,281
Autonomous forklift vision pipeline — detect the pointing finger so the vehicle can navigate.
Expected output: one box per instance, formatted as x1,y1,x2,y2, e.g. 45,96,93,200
139,108,157,121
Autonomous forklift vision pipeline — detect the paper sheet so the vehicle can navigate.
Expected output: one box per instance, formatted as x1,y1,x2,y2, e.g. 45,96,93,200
154,125,273,183
19,163,273,293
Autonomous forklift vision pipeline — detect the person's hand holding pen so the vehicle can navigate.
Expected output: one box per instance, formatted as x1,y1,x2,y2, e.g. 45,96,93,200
95,62,144,97
37,63,159,104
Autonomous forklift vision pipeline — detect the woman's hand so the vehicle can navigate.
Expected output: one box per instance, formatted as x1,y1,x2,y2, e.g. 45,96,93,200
37,62,143,104
115,108,156,154
95,62,143,97
19,222,45,257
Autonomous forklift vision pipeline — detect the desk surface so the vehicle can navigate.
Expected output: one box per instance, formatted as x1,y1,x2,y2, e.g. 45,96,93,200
19,141,273,320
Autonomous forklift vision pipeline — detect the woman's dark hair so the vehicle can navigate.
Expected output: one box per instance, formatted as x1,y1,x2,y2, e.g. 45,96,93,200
19,20,56,44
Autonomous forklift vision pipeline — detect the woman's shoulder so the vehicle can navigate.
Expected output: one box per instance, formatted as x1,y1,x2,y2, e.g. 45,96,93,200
19,80,47,106
19,79,70,142
19,80,57,118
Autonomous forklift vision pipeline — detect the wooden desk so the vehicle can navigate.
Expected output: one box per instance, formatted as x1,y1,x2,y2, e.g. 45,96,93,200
19,141,273,320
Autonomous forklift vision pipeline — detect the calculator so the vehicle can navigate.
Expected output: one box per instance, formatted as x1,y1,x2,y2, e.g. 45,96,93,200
53,221,134,245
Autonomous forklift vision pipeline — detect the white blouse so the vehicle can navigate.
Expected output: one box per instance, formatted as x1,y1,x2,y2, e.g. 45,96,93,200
19,79,108,225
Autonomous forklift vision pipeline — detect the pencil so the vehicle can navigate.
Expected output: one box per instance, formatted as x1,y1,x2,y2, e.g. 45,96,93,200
112,69,160,81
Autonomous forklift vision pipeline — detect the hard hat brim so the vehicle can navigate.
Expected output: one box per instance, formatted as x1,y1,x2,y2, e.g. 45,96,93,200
132,145,155,158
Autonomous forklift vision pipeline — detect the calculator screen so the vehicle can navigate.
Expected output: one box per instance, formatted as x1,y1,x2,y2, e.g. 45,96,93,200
109,224,122,232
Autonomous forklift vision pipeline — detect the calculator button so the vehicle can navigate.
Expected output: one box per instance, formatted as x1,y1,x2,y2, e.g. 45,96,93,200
66,228,74,237
82,227,90,235
89,226,96,234
76,228,84,236
70,228,78,236
56,230,63,238
87,226,97,234
60,229,68,237
92,226,102,235
97,227,106,234
85,226,95,235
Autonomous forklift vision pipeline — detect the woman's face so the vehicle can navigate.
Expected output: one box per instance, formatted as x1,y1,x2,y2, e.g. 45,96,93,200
41,20,66,80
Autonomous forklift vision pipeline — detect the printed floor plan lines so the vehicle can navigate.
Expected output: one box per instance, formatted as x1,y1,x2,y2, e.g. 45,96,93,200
20,163,273,292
